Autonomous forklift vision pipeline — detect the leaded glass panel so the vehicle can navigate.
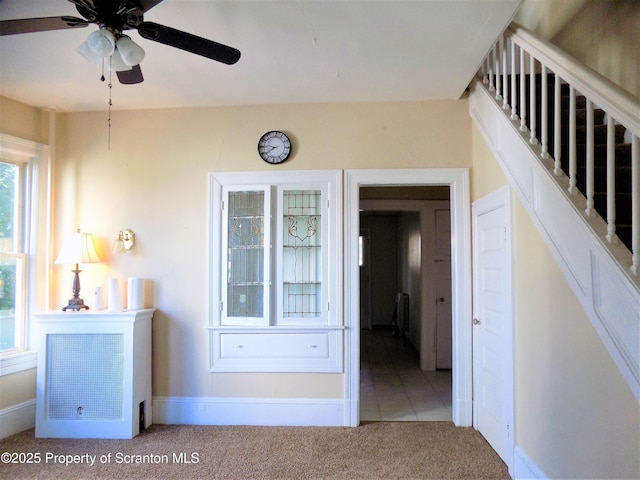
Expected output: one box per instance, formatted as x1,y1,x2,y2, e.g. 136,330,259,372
227,191,264,317
282,190,321,318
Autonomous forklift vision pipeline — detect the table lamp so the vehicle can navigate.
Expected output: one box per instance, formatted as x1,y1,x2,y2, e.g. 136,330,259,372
55,229,102,311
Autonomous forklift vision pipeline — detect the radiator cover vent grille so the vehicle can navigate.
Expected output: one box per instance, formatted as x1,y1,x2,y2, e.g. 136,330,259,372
46,334,124,420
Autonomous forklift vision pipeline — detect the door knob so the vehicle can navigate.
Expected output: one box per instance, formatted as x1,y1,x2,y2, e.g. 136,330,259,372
473,318,481,325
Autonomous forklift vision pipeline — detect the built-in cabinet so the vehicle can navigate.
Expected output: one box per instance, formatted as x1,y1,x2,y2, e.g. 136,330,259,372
208,170,343,372
34,309,154,439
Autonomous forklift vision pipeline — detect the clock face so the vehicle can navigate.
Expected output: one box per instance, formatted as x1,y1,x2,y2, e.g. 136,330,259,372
258,131,292,164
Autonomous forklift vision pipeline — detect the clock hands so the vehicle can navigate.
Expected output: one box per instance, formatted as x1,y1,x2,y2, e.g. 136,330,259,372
260,144,281,154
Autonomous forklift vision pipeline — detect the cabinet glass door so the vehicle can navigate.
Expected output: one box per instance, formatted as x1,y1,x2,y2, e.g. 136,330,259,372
281,190,322,319
225,190,269,322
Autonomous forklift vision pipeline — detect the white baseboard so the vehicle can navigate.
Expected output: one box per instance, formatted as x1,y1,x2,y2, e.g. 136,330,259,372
153,396,347,426
514,446,548,480
0,399,35,439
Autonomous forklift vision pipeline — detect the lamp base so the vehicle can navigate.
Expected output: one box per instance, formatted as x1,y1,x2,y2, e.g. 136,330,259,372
62,297,90,311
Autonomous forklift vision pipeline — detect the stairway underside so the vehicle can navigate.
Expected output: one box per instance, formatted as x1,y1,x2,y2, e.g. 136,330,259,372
469,78,640,403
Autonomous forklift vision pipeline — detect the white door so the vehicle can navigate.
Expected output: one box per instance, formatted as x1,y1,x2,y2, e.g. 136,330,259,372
472,187,513,471
435,209,452,369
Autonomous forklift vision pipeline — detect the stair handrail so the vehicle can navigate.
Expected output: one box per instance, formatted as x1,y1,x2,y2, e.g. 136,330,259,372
507,23,639,138
481,22,640,277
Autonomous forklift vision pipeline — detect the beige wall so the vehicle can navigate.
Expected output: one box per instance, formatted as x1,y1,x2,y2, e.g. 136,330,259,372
472,123,640,478
0,96,49,145
54,100,470,399
516,0,640,99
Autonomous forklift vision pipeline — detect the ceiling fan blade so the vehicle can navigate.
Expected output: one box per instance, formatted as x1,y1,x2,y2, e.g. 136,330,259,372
137,21,241,65
133,0,166,13
117,64,144,84
0,16,88,36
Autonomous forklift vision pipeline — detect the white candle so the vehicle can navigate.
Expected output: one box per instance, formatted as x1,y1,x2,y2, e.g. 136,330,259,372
108,278,123,311
127,277,144,310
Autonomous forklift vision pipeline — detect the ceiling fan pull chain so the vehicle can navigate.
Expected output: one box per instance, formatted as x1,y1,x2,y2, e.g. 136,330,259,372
107,57,113,150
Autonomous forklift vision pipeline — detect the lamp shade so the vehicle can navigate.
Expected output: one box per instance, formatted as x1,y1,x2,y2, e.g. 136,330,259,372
109,47,132,72
116,36,145,66
87,28,115,57
75,41,102,65
55,231,102,265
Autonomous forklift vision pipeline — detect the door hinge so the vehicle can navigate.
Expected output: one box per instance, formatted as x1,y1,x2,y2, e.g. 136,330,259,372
219,301,224,311
503,225,507,241
221,200,225,211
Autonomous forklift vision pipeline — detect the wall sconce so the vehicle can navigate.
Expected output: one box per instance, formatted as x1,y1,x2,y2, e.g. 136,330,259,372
113,228,135,254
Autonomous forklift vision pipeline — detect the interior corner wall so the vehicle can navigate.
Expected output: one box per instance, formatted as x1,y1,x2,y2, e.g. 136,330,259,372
0,96,49,145
471,123,640,479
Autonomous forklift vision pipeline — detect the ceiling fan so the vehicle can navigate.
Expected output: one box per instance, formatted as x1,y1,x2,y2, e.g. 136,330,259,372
0,0,241,85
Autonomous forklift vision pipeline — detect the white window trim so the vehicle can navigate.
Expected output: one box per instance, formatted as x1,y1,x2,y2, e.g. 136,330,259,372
0,134,51,376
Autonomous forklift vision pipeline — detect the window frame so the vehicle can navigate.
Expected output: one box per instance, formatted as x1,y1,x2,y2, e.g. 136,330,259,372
0,134,50,376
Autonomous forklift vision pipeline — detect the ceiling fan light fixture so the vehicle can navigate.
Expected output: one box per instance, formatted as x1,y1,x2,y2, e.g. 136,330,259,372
87,28,115,57
75,41,102,65
110,48,132,72
116,35,145,66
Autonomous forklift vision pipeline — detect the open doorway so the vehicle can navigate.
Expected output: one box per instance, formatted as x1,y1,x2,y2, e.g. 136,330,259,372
343,168,473,427
358,187,452,421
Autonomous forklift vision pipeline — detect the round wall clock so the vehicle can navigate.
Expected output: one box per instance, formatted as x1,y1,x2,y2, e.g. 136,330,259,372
258,131,292,164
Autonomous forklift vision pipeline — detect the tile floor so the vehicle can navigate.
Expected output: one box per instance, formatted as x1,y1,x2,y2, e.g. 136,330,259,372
360,328,452,422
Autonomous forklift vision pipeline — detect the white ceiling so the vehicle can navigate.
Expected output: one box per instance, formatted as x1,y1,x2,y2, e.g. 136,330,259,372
0,0,521,112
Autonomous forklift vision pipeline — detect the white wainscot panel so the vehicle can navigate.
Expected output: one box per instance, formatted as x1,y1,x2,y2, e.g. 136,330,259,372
496,112,532,203
591,252,640,391
532,171,590,295
469,82,498,148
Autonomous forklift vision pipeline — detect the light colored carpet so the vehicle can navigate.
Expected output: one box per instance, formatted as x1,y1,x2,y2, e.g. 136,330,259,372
0,422,509,479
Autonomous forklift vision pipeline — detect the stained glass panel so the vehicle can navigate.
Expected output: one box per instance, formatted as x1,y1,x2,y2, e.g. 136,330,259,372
282,190,321,318
227,191,264,317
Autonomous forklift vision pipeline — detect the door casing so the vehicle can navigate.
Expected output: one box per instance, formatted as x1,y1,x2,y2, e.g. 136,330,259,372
344,168,472,427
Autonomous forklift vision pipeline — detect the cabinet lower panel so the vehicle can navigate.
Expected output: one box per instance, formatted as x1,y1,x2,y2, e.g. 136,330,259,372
210,329,343,372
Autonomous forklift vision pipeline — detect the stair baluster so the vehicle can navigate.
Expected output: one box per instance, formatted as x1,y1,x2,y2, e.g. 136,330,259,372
510,40,518,121
501,36,508,110
632,136,639,275
529,55,537,144
606,114,618,243
568,86,577,194
494,43,502,101
585,100,595,217
541,65,549,158
553,73,562,175
519,48,527,132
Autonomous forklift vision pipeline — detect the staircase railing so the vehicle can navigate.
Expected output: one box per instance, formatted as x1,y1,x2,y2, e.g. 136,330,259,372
480,23,640,278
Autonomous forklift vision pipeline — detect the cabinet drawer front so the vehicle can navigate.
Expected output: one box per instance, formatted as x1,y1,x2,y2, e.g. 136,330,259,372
220,333,329,358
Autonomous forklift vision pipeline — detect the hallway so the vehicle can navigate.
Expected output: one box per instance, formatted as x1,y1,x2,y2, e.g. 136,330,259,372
360,328,452,421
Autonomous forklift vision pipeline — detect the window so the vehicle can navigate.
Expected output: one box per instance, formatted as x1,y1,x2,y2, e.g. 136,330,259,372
0,134,50,374
0,161,27,352
208,171,342,372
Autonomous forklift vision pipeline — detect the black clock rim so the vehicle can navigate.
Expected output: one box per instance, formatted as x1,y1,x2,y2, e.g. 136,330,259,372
258,131,291,164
